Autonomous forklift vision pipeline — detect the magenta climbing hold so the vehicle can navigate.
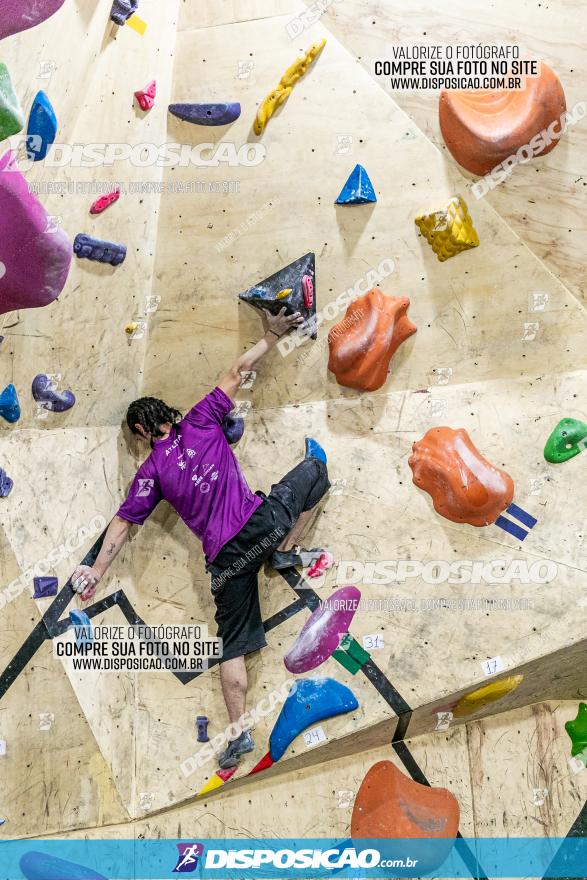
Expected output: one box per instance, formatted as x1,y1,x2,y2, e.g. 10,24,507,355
110,0,139,26
284,586,361,673
32,374,75,413
135,80,156,111
74,233,126,266
302,274,314,309
0,0,66,40
33,577,58,598
0,150,72,315
90,188,120,215
306,551,334,578
0,468,13,497
168,103,241,126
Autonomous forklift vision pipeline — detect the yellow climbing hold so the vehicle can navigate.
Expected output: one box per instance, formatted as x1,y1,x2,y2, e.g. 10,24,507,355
196,773,226,797
453,674,524,718
415,195,479,262
125,322,138,335
275,288,292,300
254,39,326,135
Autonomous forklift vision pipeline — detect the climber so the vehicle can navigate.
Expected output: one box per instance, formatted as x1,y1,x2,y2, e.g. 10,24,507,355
71,308,330,770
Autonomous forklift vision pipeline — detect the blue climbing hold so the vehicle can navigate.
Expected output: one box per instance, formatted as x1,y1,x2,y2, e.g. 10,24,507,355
27,91,58,162
0,384,20,423
20,852,107,880
33,577,58,598
69,609,93,647
222,413,244,445
305,437,327,464
269,677,358,762
335,163,377,205
74,234,127,266
0,468,13,497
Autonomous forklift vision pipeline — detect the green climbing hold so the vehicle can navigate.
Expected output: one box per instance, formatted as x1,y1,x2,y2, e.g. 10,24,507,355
0,64,24,143
565,703,587,760
544,418,587,463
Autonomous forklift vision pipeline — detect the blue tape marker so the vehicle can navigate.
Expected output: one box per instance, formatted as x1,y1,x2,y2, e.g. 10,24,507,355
495,515,528,541
506,503,537,529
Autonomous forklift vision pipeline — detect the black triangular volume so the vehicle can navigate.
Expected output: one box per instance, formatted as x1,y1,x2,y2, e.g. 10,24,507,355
238,252,317,339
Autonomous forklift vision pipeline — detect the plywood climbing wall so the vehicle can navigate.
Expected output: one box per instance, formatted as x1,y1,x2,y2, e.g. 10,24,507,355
0,0,585,861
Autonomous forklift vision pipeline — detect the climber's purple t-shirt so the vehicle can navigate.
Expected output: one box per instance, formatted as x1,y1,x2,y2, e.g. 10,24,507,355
117,387,262,561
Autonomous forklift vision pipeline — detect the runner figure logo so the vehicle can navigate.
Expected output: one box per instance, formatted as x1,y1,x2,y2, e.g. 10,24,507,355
173,842,204,873
136,478,154,497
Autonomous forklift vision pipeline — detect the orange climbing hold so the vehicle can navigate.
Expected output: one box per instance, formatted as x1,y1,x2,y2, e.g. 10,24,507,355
352,761,459,870
409,427,514,527
439,61,567,176
327,288,416,392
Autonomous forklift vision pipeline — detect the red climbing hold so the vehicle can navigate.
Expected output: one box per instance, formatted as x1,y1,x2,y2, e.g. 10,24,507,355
90,188,120,215
135,80,156,111
248,752,274,775
216,766,237,783
302,274,314,309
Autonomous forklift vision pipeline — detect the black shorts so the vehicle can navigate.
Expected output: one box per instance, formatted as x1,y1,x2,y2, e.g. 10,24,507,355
207,458,330,662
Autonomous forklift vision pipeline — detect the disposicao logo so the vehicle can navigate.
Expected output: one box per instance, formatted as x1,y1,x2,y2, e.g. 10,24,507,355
173,842,205,873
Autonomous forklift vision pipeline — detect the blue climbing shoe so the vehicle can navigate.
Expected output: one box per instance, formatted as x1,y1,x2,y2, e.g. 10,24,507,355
305,437,327,464
217,730,255,769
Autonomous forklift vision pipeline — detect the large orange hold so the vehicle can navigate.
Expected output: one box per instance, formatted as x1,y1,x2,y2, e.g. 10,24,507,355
352,761,459,871
439,62,566,176
327,288,416,392
409,427,514,527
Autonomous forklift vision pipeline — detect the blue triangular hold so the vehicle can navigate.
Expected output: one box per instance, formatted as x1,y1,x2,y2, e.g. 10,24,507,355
0,383,20,423
335,163,377,205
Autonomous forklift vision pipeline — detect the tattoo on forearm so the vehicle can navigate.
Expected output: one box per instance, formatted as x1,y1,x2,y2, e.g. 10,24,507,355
106,542,116,556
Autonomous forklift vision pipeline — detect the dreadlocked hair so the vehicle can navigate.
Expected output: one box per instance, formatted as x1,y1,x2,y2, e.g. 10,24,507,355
126,397,183,438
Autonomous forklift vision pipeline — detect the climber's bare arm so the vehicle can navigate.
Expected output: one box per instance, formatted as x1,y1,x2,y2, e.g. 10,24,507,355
218,308,302,398
71,515,131,600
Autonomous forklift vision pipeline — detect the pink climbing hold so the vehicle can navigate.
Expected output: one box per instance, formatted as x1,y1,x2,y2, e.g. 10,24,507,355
0,0,66,40
135,80,156,111
284,585,361,674
90,188,120,215
0,150,72,316
302,274,314,309
306,551,334,579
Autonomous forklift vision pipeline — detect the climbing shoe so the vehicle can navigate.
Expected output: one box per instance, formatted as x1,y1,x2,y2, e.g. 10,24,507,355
304,437,327,464
217,730,255,769
270,545,325,570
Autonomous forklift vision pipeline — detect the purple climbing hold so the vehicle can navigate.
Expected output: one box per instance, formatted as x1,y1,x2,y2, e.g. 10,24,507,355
0,383,20,423
196,715,210,743
110,0,139,26
74,233,126,266
221,413,244,445
33,576,58,598
168,103,241,126
0,0,66,40
284,585,361,673
0,150,72,315
0,468,13,497
32,374,75,413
